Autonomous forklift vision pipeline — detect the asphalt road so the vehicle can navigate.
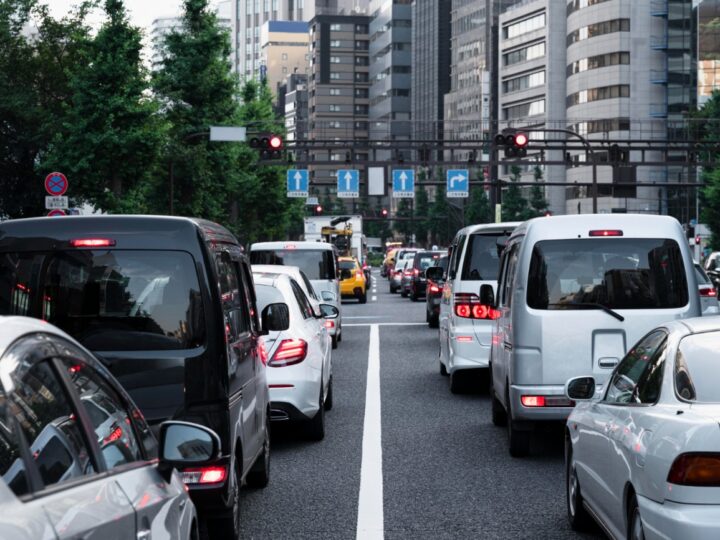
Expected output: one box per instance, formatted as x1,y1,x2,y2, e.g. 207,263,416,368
239,272,606,540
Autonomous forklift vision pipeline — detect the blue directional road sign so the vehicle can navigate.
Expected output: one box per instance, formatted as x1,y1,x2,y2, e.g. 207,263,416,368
287,169,309,198
392,169,415,198
337,169,360,198
447,169,469,198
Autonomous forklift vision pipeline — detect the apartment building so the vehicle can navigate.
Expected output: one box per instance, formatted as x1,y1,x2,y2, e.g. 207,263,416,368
283,73,309,143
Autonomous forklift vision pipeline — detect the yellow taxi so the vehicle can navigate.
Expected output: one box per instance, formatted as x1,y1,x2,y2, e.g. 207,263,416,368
338,256,367,303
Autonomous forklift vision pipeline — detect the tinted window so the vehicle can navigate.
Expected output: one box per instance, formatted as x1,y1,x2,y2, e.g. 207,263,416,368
527,239,689,310
338,260,356,270
414,253,439,271
290,280,314,319
255,284,285,313
675,331,720,402
460,233,508,281
217,257,251,339
299,272,319,301
605,331,667,404
5,361,95,489
61,358,143,468
250,249,336,280
0,251,205,351
695,265,711,286
435,256,449,272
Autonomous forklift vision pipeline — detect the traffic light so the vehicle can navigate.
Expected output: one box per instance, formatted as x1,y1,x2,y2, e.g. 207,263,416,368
696,235,701,245
495,131,528,158
249,133,284,160
314,205,323,215
381,208,388,218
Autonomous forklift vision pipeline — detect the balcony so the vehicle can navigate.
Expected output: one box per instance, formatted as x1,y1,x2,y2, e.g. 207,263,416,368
650,35,668,50
650,70,668,84
650,0,668,16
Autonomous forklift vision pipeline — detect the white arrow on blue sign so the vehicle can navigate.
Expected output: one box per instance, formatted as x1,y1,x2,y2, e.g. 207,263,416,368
447,169,469,198
336,169,359,198
392,169,415,198
287,169,309,198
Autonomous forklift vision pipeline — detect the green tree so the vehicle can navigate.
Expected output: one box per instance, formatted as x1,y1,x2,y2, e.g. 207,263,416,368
413,185,430,247
695,91,720,248
395,198,413,243
502,165,529,221
465,185,492,225
429,188,452,246
42,0,165,214
524,165,549,219
152,0,241,223
0,1,94,218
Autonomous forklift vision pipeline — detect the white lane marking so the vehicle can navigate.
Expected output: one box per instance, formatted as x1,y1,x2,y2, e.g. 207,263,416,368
346,316,388,319
372,296,377,302
357,324,383,540
345,322,426,327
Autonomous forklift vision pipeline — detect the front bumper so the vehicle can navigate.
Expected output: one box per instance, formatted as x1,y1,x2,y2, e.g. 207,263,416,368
509,384,573,422
639,494,720,540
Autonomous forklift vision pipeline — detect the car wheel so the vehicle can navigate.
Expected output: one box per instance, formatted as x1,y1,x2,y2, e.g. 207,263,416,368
440,360,448,376
429,314,439,329
206,459,241,540
359,292,367,304
628,494,645,540
389,284,396,294
400,288,408,298
324,376,333,411
246,416,270,488
449,370,465,393
307,386,325,441
337,327,342,342
331,335,338,349
566,442,591,531
491,391,507,427
410,292,418,301
425,309,430,322
506,389,530,457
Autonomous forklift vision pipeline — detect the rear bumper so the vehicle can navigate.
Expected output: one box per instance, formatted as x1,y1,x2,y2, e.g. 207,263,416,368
269,377,321,419
448,339,490,371
510,384,573,422
639,494,720,540
186,454,233,512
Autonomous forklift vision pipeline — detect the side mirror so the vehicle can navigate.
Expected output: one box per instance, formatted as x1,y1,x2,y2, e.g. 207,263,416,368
261,302,290,335
479,284,495,307
425,266,444,281
320,304,339,318
321,290,337,302
158,421,221,481
340,269,353,280
565,376,596,401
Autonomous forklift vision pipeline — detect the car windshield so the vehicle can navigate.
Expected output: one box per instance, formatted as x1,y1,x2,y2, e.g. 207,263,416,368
675,331,720,403
460,233,509,281
527,238,688,310
0,250,205,350
250,249,336,280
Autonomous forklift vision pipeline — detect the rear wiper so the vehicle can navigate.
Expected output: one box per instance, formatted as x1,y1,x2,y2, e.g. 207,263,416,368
547,302,625,322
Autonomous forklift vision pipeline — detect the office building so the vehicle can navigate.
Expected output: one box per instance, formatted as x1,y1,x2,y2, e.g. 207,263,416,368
150,16,182,69
260,21,310,100
411,0,451,147
697,0,719,105
283,72,309,143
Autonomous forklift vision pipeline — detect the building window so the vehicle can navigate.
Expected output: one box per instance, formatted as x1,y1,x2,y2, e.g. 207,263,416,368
330,88,341,96
503,99,545,119
330,104,341,112
355,56,369,66
566,0,612,16
503,42,545,66
355,40,369,50
566,85,630,107
282,53,288,60
567,51,630,76
330,72,340,79
502,70,546,94
330,56,341,63
282,67,287,74
330,40,341,47
355,24,368,33
567,19,630,46
503,12,545,40
568,118,631,136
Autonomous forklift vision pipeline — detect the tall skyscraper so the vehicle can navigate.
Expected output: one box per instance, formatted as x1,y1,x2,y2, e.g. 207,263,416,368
698,0,720,105
411,0,451,148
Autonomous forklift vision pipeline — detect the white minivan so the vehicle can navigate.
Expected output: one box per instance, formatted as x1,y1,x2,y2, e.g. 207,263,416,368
438,222,520,393
487,214,700,457
250,241,342,347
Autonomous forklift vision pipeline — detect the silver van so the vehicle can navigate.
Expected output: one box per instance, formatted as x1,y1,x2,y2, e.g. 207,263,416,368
487,214,700,457
438,222,520,393
250,241,342,347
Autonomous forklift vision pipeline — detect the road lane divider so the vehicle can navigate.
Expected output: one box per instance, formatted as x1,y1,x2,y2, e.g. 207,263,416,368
356,324,383,540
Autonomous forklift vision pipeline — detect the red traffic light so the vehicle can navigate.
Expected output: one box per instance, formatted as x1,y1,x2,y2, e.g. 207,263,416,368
696,235,701,245
514,133,528,147
381,208,388,217
315,205,323,214
270,135,282,149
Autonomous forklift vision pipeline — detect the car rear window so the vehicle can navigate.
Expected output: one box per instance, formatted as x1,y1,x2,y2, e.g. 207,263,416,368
460,233,509,281
250,249,336,280
338,260,356,270
527,238,689,310
695,265,711,286
414,253,439,271
676,331,720,402
0,250,205,350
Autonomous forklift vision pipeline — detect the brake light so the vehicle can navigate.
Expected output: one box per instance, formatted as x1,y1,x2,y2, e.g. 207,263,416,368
324,320,335,329
70,238,116,248
668,453,720,486
700,287,717,297
403,269,413,276
429,284,440,293
455,336,473,342
284,244,296,249
269,339,307,367
356,271,364,279
520,395,574,408
454,294,499,320
521,396,546,407
413,268,420,277
103,426,123,445
182,466,227,485
258,340,268,365
588,230,623,237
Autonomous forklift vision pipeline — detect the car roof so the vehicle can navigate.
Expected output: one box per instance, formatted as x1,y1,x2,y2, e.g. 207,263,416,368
251,241,334,251
252,264,304,278
454,221,522,238
677,316,720,335
0,316,77,359
253,273,288,289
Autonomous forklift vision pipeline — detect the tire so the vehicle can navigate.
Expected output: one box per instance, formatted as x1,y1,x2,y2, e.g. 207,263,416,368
506,390,530,457
205,459,241,540
410,292,418,302
491,391,507,427
331,335,338,350
566,443,592,531
324,376,333,411
400,288,408,298
389,284,396,294
628,494,645,540
428,314,439,329
425,309,430,323
337,327,342,342
440,361,448,376
449,370,465,393
306,387,325,441
359,292,367,304
246,417,270,488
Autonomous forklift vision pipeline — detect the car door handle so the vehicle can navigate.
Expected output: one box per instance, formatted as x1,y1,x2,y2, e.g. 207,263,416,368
503,341,513,351
599,358,619,369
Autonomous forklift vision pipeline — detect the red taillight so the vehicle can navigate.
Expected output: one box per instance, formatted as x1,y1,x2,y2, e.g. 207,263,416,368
456,304,471,318
588,230,623,237
182,466,227,485
324,320,335,329
668,453,720,486
269,384,295,388
269,339,307,367
700,287,717,297
356,271,364,279
521,396,546,407
258,340,268,365
413,268,419,277
103,426,123,445
429,284,440,293
70,238,116,248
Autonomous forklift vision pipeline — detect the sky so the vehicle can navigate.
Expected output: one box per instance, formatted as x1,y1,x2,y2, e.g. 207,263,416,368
48,0,187,31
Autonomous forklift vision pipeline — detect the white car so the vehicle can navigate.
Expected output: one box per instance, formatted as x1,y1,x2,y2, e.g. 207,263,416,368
565,317,720,540
252,272,336,441
694,263,720,315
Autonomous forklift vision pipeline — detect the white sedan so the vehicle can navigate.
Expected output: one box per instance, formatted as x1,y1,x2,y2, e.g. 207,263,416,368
565,317,720,540
253,271,336,441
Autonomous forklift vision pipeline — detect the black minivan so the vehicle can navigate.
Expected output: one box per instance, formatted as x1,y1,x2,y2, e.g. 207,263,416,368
0,216,272,539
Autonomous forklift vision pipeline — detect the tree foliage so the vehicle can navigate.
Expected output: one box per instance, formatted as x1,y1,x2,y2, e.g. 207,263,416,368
502,166,529,222
696,91,720,248
413,185,430,246
466,185,492,225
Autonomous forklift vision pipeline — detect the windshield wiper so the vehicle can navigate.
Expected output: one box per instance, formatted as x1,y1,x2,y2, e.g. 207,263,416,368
547,302,625,322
